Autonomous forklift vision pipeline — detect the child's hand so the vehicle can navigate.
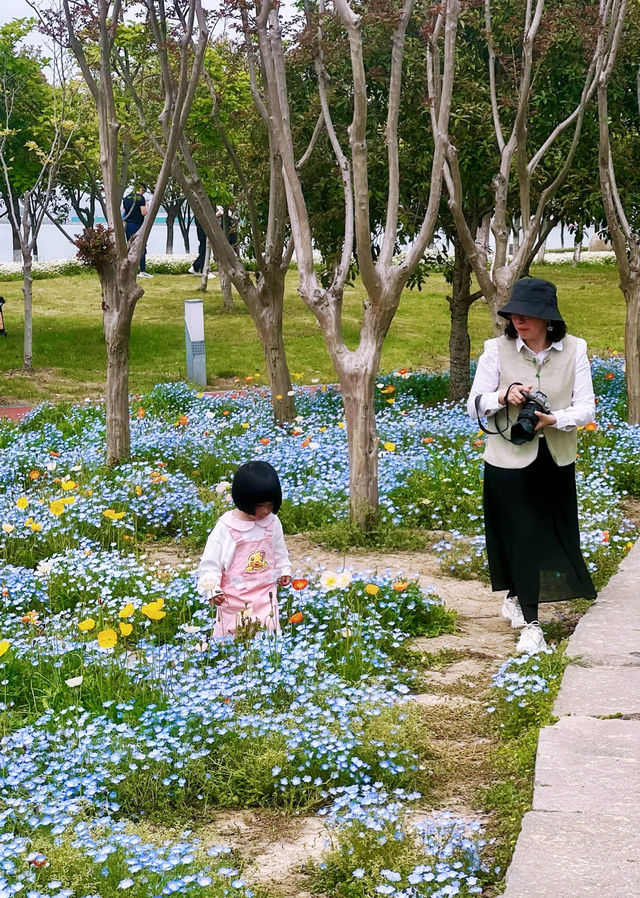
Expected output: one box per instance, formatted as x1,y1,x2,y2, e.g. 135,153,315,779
277,575,292,587
208,592,227,607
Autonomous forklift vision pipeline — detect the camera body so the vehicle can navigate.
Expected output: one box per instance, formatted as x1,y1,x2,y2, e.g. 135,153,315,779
510,389,551,445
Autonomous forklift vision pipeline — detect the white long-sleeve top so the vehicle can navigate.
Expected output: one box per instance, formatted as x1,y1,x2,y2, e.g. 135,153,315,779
197,510,291,595
467,335,596,430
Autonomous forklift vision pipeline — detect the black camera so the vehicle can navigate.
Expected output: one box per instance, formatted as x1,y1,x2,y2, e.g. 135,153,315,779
510,389,551,445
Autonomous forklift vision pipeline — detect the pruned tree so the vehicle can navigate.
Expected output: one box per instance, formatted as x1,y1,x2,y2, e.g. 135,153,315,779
0,19,77,370
444,0,608,332
596,0,640,421
253,0,460,526
127,23,300,423
37,0,208,464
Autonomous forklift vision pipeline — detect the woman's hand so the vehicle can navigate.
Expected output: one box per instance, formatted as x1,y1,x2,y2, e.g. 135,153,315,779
534,410,557,431
209,592,227,607
277,575,292,587
499,384,533,407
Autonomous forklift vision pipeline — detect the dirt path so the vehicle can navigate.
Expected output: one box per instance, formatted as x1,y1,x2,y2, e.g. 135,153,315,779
146,536,525,896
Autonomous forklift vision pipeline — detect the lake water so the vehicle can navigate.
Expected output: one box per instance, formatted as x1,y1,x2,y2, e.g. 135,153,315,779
0,220,200,263
0,219,595,263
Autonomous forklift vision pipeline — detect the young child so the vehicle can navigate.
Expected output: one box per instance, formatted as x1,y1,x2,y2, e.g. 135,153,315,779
198,461,291,637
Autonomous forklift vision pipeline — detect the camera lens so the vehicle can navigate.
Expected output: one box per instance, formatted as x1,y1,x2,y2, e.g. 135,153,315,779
510,401,539,444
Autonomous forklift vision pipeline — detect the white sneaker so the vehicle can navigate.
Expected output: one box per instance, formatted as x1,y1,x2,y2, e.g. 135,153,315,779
139,271,153,278
516,621,548,655
188,266,200,275
501,595,525,629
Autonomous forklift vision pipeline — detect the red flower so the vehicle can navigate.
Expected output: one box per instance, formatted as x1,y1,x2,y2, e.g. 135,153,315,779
605,372,615,380
291,578,308,590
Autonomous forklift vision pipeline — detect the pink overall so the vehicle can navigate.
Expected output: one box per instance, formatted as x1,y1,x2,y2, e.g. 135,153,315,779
214,515,281,638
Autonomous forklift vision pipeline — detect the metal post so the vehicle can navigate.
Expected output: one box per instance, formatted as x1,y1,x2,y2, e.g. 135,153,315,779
184,299,206,386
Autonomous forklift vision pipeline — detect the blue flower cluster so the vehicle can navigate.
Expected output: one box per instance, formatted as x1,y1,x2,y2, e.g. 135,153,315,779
0,362,634,895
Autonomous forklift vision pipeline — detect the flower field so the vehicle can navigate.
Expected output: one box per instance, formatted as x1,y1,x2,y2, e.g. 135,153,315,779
0,358,637,897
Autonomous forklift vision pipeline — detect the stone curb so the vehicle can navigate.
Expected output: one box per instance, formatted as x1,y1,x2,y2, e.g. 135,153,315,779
503,539,640,896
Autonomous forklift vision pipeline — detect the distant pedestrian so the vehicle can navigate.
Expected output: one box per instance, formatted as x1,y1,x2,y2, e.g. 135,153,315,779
197,461,292,638
122,185,152,278
468,277,597,655
188,217,207,275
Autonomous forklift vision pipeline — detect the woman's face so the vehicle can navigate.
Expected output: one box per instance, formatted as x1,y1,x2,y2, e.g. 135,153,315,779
510,313,548,345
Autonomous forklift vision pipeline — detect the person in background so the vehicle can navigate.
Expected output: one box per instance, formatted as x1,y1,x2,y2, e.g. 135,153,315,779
467,277,597,655
188,217,207,275
197,461,292,638
122,185,152,278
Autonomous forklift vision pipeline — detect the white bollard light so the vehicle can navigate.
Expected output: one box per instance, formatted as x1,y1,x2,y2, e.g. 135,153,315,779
184,299,207,386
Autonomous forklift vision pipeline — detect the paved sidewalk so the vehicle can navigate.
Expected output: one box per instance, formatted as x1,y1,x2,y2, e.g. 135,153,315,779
0,403,31,421
503,540,640,897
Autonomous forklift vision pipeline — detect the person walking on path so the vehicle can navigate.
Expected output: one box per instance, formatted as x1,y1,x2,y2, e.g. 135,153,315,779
197,461,292,638
122,185,153,278
468,277,597,655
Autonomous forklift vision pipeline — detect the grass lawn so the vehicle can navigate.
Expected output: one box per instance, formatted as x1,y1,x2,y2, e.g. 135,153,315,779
0,262,626,403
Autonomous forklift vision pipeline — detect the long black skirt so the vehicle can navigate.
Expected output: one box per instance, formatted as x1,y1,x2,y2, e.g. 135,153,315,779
484,438,597,605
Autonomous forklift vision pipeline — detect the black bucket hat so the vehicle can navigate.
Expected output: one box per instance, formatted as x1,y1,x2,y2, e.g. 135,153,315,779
498,277,564,322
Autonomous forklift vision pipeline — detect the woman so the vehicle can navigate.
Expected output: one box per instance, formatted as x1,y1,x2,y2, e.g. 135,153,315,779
468,277,597,654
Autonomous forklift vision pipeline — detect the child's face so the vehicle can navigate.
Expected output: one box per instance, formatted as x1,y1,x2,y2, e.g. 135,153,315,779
252,502,274,520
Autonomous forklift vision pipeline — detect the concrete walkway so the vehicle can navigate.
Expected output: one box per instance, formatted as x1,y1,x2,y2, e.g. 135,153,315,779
503,540,640,897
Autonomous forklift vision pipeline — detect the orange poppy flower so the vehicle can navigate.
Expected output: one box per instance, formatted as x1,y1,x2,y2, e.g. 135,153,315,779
291,578,309,590
28,470,40,480
259,438,270,445
602,530,610,543
289,611,303,624
604,372,615,380
585,422,597,432
393,581,409,591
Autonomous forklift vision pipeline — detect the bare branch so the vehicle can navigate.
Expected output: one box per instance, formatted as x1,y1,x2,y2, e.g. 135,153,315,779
378,0,413,270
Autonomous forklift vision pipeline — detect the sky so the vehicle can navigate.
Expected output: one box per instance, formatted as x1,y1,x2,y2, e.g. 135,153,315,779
0,0,34,25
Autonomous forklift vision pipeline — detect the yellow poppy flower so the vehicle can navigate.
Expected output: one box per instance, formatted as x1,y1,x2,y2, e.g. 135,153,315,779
49,499,65,516
60,480,77,491
102,509,125,521
0,640,10,657
141,599,166,621
62,496,75,506
29,521,42,532
383,442,396,452
78,618,96,632
119,622,133,637
365,584,380,595
16,497,29,510
119,603,134,618
97,628,117,648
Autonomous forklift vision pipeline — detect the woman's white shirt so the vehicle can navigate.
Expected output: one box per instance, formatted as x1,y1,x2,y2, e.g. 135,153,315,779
197,511,291,594
467,336,595,430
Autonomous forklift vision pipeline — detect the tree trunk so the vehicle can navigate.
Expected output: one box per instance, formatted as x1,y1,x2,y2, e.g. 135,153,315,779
254,278,296,425
622,258,640,424
572,226,583,266
165,209,176,254
217,253,234,310
199,239,211,292
22,249,33,370
447,241,474,401
12,227,21,263
536,239,546,263
100,268,143,464
339,363,379,528
178,204,191,253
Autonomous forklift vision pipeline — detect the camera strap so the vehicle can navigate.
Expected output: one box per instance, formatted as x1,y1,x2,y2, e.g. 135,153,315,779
474,382,522,442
